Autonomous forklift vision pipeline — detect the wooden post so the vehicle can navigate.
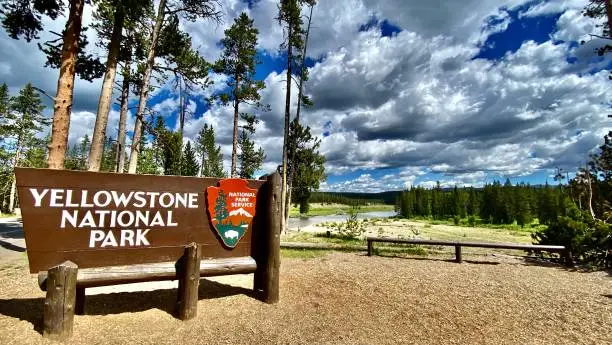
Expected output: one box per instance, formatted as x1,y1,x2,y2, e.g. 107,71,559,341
564,248,574,268
75,287,85,315
43,261,78,340
176,242,201,320
253,175,268,293
367,239,373,256
455,245,462,263
261,172,281,304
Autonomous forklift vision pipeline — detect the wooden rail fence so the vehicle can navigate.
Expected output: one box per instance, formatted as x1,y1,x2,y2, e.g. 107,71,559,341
366,237,567,264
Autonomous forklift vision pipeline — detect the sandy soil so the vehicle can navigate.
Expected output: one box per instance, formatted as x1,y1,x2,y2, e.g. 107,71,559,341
0,252,610,345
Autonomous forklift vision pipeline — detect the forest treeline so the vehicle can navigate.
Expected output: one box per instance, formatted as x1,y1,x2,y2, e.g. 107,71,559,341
309,192,392,206
398,181,567,227
398,132,611,268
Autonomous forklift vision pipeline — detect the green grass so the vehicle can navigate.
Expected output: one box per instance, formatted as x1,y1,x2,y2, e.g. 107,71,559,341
407,215,546,233
289,203,394,217
281,248,330,259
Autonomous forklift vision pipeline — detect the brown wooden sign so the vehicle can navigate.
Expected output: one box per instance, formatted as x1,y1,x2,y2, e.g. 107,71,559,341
15,167,266,273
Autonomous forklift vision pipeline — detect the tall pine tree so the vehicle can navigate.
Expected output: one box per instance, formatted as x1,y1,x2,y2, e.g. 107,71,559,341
213,13,265,177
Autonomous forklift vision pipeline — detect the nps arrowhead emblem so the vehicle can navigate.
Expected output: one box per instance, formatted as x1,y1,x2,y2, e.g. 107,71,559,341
206,179,257,248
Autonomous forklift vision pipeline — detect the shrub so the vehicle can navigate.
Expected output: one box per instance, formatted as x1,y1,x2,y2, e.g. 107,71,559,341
532,204,611,268
453,216,461,225
338,205,366,239
468,216,476,227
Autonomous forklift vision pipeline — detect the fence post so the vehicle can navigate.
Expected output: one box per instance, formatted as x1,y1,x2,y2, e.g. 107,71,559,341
43,261,78,340
367,239,373,256
261,172,281,304
176,242,201,320
563,248,574,268
455,245,462,263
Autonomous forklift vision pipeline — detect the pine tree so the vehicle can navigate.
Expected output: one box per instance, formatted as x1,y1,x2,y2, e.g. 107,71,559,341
136,128,158,175
1,83,48,212
181,141,199,176
77,134,91,170
100,136,117,172
151,116,167,171
0,83,9,122
467,187,479,216
64,145,81,170
162,131,182,176
88,0,150,171
237,130,264,179
515,184,533,227
1,0,105,169
287,121,326,213
278,0,305,231
22,136,48,169
213,12,266,177
127,0,221,173
196,124,225,178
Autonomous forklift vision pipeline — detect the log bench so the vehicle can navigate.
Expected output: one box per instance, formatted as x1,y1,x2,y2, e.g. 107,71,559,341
366,237,568,264
35,250,273,322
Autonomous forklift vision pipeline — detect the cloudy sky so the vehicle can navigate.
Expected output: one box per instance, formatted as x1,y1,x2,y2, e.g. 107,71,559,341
0,0,610,192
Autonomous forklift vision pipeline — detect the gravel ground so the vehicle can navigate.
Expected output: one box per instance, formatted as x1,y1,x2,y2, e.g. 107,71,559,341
0,252,610,345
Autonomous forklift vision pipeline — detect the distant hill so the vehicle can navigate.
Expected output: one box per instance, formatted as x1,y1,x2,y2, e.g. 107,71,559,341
312,184,557,206
311,191,401,205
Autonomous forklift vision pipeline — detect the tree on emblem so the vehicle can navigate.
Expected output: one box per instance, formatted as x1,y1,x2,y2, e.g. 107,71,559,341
215,191,229,224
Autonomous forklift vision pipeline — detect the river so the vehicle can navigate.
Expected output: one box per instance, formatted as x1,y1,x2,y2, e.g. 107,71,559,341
287,210,397,229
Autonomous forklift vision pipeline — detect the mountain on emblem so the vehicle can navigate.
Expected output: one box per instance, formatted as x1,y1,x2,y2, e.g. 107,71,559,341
206,179,257,248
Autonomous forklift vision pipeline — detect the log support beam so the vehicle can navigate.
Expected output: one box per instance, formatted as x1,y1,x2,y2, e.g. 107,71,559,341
256,172,281,304
43,261,78,341
176,242,201,320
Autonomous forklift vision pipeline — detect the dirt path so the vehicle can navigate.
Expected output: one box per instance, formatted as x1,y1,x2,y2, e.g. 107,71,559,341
0,252,610,345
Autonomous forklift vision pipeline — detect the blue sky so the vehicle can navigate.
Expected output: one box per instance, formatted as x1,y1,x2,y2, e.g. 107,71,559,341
0,0,610,192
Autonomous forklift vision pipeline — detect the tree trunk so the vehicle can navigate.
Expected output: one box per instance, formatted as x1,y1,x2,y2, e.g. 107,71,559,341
231,74,240,178
178,76,184,139
178,76,184,169
286,4,313,222
586,166,596,220
280,24,293,234
199,148,205,177
88,7,124,171
606,0,612,37
127,0,166,174
8,140,21,213
116,64,130,173
47,0,85,170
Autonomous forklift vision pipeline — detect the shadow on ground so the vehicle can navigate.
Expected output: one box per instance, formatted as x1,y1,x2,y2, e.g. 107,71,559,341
0,239,25,252
372,253,502,265
0,220,24,239
0,278,254,334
